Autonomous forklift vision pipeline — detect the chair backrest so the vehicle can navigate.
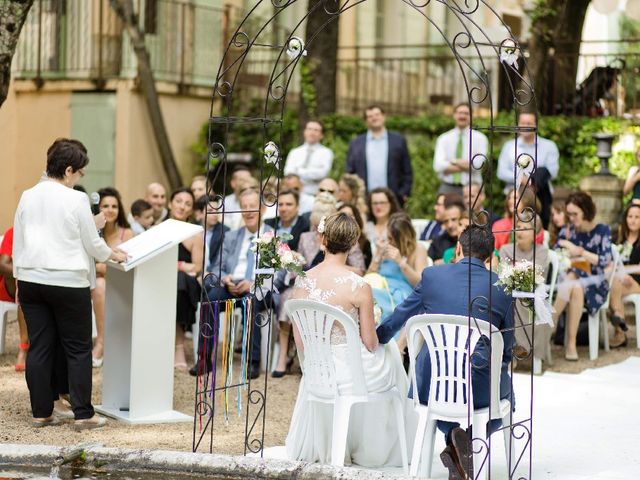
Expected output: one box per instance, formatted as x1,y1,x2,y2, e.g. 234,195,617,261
547,249,560,304
406,314,504,420
411,218,430,239
285,299,368,399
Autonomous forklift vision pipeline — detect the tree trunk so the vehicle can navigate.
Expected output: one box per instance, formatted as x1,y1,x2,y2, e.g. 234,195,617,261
0,0,35,109
526,0,591,114
298,0,339,133
109,0,183,189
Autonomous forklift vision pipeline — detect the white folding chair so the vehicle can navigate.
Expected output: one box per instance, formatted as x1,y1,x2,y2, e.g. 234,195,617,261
406,314,513,479
285,299,408,472
0,300,18,354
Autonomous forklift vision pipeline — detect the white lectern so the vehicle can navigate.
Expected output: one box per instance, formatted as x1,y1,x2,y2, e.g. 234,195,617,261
96,219,203,424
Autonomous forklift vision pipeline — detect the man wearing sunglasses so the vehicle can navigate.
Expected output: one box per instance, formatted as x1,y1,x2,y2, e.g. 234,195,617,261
346,105,413,206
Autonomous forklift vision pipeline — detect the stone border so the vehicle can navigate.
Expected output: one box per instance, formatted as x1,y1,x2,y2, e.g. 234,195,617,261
0,444,408,480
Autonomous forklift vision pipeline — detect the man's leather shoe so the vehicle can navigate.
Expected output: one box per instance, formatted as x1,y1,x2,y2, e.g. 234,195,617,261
189,360,213,377
249,363,261,380
440,445,465,480
451,427,474,479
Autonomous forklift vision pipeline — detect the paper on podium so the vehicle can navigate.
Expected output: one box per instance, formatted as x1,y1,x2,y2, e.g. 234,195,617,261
108,219,204,271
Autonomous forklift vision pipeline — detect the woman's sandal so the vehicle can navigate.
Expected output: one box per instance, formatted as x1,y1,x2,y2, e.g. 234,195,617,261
15,343,29,372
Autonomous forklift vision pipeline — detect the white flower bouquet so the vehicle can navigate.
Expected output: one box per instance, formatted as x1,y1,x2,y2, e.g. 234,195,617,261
496,259,553,326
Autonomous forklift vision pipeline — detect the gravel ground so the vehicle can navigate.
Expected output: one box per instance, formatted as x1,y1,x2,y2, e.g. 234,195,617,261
1,312,637,455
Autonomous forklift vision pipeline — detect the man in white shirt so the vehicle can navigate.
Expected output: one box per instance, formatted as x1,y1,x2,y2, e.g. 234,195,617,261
433,103,488,196
497,112,559,227
284,120,334,195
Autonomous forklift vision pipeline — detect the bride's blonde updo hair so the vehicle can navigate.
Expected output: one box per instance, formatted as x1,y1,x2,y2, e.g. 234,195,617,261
322,212,360,254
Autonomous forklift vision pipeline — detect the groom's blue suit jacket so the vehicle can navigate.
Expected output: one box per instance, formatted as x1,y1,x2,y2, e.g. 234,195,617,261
377,257,515,406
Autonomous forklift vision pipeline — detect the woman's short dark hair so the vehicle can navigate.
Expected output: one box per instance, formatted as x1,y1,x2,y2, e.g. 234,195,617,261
367,187,401,222
170,187,195,203
566,191,596,222
98,187,130,229
46,138,89,179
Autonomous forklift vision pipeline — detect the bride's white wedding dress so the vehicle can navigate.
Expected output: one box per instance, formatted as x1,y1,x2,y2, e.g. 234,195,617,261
285,271,408,468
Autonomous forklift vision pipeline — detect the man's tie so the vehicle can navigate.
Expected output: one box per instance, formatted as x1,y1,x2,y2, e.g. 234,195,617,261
302,145,314,169
245,235,255,280
453,130,463,185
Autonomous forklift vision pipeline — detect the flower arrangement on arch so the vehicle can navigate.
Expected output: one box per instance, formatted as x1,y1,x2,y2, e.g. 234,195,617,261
251,231,305,291
496,259,553,326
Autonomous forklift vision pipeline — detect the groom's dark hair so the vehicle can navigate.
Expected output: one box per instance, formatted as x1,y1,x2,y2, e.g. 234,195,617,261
458,225,494,261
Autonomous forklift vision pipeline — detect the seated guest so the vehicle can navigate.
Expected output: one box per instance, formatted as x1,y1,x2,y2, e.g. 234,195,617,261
420,193,446,241
0,227,29,371
297,192,338,268
428,200,464,264
364,187,401,251
129,199,154,235
622,146,640,204
377,225,514,480
197,195,229,272
317,177,339,200
282,173,314,214
205,188,275,379
463,182,500,226
492,187,541,251
548,199,566,247
441,210,470,264
143,182,169,225
168,188,204,371
499,215,551,363
552,191,612,361
223,165,255,230
607,203,640,348
367,213,428,321
190,175,207,200
337,173,368,220
91,187,134,367
265,189,310,252
339,202,372,270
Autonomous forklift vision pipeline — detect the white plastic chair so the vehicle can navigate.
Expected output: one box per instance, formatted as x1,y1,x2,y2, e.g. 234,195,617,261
406,314,513,479
285,299,408,472
0,300,18,354
411,219,430,239
623,293,640,349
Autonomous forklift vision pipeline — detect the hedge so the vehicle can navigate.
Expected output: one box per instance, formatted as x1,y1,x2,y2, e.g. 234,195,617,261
192,110,638,219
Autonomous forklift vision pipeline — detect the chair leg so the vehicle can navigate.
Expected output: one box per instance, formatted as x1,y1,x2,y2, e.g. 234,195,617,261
391,395,409,474
409,411,428,477
533,356,542,375
0,310,7,355
419,418,437,478
330,399,353,467
601,309,609,352
588,312,599,361
472,414,489,480
502,412,514,478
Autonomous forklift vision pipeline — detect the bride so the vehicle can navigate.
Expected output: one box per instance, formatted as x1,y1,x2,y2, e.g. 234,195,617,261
285,212,408,467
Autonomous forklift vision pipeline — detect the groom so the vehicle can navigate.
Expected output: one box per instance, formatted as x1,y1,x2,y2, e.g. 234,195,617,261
377,225,514,479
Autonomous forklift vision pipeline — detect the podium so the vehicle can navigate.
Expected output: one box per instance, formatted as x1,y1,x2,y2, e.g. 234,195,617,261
96,219,203,424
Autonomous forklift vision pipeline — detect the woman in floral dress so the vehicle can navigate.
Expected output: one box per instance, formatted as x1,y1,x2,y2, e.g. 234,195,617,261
553,191,612,360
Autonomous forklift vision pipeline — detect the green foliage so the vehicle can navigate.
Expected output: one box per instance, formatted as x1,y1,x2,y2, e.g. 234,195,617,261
299,58,317,118
192,111,636,218
619,14,640,109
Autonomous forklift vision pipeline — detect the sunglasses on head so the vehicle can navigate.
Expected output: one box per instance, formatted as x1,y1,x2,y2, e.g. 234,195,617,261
318,188,335,194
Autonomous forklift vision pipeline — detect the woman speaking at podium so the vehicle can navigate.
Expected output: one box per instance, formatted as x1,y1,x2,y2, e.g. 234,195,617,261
13,138,127,430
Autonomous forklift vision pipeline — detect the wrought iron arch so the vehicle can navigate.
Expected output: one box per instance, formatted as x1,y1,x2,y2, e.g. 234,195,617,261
195,2,540,479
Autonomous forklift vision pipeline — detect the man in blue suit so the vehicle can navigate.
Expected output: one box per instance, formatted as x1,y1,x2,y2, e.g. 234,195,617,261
377,225,514,479
205,188,278,380
346,105,412,205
